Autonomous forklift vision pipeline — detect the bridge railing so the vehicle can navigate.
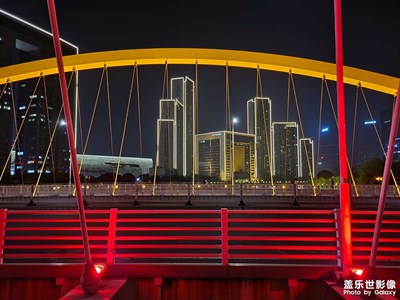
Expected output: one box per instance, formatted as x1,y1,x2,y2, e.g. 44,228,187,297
1,183,399,198
1,208,399,267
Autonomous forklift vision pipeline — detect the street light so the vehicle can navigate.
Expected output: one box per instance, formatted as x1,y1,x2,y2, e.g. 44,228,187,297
232,117,238,195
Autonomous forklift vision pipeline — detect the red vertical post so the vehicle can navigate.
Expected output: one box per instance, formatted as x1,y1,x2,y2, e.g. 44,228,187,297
0,209,7,264
47,0,90,264
107,208,117,265
221,208,229,266
47,1,99,296
369,83,400,268
334,0,353,270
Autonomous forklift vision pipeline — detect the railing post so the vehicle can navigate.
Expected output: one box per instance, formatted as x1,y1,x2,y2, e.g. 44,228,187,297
333,209,343,268
107,208,117,265
185,183,192,206
0,209,7,264
134,181,139,205
221,208,228,266
239,183,245,206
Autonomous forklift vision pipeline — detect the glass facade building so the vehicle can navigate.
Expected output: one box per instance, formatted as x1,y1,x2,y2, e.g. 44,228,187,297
272,122,299,182
196,131,255,181
0,9,78,182
157,99,184,175
171,77,195,177
247,97,272,181
299,138,315,180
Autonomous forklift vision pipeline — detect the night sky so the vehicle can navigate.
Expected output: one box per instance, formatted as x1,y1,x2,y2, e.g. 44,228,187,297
2,0,399,163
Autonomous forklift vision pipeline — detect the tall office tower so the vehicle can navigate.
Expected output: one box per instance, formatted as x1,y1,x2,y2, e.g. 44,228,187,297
354,120,382,166
247,97,272,181
195,131,255,181
272,122,299,182
156,99,184,175
299,138,315,180
0,85,13,177
0,9,78,182
171,77,195,177
318,126,339,175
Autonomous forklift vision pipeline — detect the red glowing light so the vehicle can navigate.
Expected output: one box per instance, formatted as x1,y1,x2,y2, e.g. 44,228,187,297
350,268,363,276
94,263,107,275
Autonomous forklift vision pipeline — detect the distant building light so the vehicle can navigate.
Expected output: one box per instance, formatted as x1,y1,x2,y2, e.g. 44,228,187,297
364,120,376,125
17,151,24,155
27,170,35,174
318,162,322,165
384,120,391,124
60,119,67,126
321,127,329,133
19,106,26,110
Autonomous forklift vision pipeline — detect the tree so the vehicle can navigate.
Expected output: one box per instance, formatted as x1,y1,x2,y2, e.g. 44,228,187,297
358,158,384,184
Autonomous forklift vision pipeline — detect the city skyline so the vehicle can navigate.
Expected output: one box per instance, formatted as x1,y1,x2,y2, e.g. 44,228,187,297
0,3,398,180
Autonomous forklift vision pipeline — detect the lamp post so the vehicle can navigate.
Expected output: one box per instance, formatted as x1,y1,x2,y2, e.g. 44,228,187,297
232,118,238,195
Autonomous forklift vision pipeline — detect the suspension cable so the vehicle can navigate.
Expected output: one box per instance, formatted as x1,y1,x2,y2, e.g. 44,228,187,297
153,62,169,195
78,65,106,174
317,77,324,176
33,71,76,196
112,64,136,196
323,79,359,196
285,72,292,181
43,76,57,183
257,67,275,193
351,84,360,167
359,84,400,196
77,82,85,179
0,82,7,99
0,75,43,182
166,64,172,183
289,73,316,195
33,105,64,196
9,82,24,184
105,66,114,164
135,62,143,159
192,61,198,190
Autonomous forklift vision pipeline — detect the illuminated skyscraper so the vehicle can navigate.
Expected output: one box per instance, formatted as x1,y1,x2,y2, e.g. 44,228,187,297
247,97,272,181
0,85,13,177
272,122,299,181
195,131,255,181
170,77,195,177
0,9,78,182
299,138,315,180
156,99,184,175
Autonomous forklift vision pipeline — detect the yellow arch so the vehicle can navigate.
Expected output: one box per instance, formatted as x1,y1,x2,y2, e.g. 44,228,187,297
0,48,398,94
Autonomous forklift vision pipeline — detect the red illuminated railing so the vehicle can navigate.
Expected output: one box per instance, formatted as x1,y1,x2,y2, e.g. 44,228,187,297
351,211,400,266
0,209,399,267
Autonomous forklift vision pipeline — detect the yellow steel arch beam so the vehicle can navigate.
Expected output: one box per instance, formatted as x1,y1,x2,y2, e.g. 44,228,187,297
0,48,398,95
